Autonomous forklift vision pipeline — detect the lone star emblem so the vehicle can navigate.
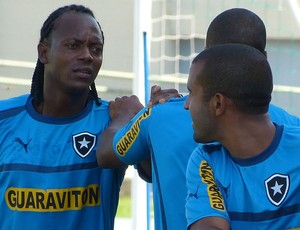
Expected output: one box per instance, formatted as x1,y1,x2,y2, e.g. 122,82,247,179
265,173,289,206
271,181,283,196
78,137,91,149
72,132,96,158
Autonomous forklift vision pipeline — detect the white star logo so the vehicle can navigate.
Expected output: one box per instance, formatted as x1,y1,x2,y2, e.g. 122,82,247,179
73,132,96,158
78,137,91,149
271,181,283,196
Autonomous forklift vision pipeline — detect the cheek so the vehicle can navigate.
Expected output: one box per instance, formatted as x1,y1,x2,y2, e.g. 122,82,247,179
94,56,102,69
191,103,209,131
189,102,199,126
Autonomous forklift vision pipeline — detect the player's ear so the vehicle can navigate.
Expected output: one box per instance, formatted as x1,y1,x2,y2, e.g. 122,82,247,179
38,42,49,64
213,93,226,116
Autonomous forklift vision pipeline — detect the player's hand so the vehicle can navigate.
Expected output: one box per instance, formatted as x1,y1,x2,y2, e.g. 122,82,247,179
147,85,182,107
109,95,144,122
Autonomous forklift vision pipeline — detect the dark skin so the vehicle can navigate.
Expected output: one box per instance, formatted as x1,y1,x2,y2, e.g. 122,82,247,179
36,11,178,121
36,12,176,181
97,85,180,182
36,12,103,116
136,156,152,183
97,95,144,168
184,51,275,230
189,217,230,230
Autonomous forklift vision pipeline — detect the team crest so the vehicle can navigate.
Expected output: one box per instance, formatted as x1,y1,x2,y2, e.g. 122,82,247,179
72,132,97,158
265,174,289,206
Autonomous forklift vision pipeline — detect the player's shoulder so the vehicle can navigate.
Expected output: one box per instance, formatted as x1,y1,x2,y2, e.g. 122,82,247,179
96,99,109,107
164,95,187,106
282,123,300,135
90,99,111,124
0,94,29,112
92,99,110,111
269,103,300,126
0,94,29,121
190,142,223,162
151,95,187,113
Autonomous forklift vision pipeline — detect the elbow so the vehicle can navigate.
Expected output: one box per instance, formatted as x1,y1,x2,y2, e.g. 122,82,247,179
97,150,112,168
97,158,108,168
97,149,126,168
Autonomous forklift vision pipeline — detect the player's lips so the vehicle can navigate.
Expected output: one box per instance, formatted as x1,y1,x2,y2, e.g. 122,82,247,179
73,67,93,78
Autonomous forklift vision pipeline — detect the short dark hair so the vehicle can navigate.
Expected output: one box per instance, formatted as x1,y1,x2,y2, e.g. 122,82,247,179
30,4,104,106
192,43,272,114
206,8,266,54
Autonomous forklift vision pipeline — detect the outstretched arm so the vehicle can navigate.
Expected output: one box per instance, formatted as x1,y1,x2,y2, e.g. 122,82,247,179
97,95,143,168
139,85,180,181
97,86,181,181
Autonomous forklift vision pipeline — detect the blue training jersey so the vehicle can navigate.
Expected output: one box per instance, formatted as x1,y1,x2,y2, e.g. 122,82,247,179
0,94,125,230
113,96,300,230
186,124,300,229
113,96,198,230
269,104,300,126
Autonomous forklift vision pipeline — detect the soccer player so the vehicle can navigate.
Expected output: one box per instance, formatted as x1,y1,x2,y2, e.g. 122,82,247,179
184,43,300,229
97,8,300,230
0,4,177,229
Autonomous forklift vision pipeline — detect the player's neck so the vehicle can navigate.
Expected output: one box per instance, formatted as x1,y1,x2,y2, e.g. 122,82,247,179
35,95,90,117
221,116,276,159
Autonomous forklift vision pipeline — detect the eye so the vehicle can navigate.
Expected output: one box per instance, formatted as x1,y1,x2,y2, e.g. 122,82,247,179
66,42,79,49
91,46,103,55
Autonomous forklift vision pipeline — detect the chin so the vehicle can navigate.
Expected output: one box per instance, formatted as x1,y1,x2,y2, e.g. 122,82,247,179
193,133,211,144
193,133,201,143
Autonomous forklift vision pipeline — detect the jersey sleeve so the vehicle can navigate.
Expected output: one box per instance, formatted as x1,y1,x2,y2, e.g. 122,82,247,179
186,146,229,228
112,107,153,165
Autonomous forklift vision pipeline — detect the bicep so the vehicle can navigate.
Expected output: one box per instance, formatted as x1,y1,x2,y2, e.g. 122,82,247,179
186,149,229,228
97,125,126,168
113,112,151,165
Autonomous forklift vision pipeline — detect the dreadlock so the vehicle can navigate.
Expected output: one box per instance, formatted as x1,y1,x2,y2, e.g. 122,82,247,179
30,4,104,106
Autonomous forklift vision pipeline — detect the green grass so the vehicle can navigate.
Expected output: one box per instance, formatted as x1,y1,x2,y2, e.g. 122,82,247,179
116,195,132,218
116,195,154,218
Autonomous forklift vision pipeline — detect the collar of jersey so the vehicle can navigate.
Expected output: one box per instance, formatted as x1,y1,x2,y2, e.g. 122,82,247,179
26,95,94,124
231,124,283,166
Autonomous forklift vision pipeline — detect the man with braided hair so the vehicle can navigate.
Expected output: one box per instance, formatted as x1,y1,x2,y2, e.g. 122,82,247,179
0,4,178,229
0,5,122,230
30,5,103,108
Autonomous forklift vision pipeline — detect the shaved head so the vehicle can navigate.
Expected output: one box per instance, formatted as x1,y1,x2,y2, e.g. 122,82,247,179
206,8,266,53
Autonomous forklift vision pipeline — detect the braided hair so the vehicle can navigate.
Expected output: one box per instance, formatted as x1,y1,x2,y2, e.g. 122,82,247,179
30,4,104,106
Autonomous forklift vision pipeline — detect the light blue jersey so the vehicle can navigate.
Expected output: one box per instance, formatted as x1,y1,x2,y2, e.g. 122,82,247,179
113,96,198,230
0,94,125,230
269,104,300,126
186,124,300,229
113,96,300,230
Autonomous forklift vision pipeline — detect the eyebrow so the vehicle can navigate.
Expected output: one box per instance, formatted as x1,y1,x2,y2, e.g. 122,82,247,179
71,38,103,45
